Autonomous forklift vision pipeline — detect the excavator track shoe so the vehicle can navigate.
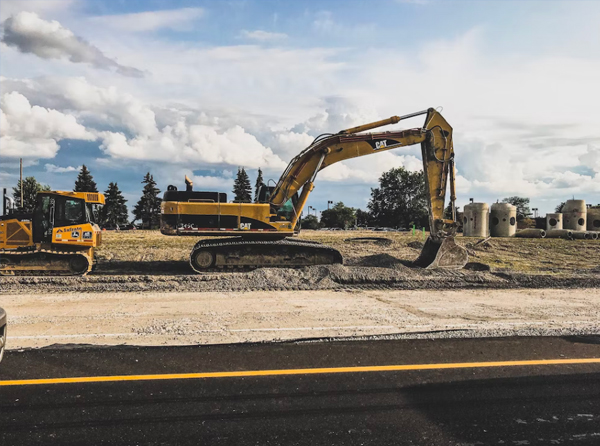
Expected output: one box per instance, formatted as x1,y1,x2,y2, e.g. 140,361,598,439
189,237,343,273
413,236,468,270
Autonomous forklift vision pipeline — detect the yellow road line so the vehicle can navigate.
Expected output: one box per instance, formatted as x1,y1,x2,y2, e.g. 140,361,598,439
1,358,599,387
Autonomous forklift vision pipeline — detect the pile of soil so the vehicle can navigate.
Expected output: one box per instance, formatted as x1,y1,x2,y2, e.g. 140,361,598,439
3,254,600,294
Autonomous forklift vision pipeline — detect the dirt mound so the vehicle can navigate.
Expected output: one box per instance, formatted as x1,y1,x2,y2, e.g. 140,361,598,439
354,253,412,270
344,237,393,246
407,241,425,250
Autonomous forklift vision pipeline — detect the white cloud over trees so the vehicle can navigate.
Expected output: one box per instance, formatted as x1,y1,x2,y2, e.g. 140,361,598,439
0,91,94,159
0,4,599,211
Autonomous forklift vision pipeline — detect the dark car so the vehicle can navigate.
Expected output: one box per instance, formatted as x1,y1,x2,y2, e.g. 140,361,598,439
0,307,6,363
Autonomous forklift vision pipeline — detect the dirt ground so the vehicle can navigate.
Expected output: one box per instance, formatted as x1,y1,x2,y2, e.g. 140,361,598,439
4,288,600,350
1,230,599,294
93,229,600,274
2,231,598,350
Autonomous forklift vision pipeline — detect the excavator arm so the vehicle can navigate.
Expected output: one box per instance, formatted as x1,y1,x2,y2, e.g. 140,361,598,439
270,108,458,240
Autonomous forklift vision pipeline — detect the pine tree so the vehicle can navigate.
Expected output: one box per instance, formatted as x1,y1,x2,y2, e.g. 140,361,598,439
100,182,129,227
74,165,98,192
233,167,252,203
133,173,162,229
12,177,51,213
254,168,264,202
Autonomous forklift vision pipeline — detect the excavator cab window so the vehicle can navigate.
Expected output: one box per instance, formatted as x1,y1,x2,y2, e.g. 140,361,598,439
257,184,273,203
276,194,299,221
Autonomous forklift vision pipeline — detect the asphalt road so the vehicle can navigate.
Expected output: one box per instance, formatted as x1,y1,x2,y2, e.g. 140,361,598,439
1,336,600,445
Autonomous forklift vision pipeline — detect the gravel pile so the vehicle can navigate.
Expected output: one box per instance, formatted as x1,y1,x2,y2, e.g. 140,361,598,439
2,257,600,294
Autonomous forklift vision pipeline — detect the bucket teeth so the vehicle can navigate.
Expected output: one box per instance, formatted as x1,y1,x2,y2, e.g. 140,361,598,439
414,236,469,270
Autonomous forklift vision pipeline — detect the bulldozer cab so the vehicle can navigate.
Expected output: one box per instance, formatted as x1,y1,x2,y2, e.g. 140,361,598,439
32,193,96,243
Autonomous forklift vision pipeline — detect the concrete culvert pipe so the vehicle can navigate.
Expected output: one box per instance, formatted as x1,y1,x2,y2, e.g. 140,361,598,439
587,208,600,231
545,229,574,240
463,202,489,237
572,231,593,240
546,213,562,231
588,232,599,240
490,203,517,237
563,199,586,231
515,229,546,238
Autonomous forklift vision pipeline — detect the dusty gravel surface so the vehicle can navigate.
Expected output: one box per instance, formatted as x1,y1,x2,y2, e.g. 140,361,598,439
3,288,600,350
3,264,600,294
2,230,599,294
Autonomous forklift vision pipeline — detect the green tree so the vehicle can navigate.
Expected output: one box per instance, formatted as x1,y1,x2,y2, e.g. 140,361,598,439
74,165,98,192
444,203,460,220
254,167,264,202
502,196,531,221
100,182,129,227
320,202,356,229
355,209,372,227
133,173,162,229
368,167,428,229
233,167,252,203
300,214,320,230
12,177,51,213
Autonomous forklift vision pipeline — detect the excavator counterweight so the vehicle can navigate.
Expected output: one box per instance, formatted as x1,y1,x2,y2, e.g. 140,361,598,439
161,108,468,271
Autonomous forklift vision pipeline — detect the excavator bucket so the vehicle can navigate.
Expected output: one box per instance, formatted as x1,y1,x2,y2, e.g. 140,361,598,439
413,236,468,269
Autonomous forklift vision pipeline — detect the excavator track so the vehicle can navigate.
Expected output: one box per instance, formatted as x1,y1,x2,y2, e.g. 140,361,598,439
0,248,93,276
189,237,343,273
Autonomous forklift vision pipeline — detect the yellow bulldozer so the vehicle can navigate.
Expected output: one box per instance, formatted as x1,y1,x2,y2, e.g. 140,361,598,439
161,107,468,272
0,190,105,275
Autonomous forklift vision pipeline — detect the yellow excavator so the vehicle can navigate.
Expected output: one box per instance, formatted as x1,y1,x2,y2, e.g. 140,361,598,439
0,190,104,275
161,108,468,272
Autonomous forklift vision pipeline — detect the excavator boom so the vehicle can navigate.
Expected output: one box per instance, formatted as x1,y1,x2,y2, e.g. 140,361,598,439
270,108,459,241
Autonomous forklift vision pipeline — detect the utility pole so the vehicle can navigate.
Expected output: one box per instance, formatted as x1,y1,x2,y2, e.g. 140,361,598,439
20,158,23,209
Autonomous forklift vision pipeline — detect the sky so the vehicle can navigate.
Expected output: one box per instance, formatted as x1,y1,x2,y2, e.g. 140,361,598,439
1,0,599,219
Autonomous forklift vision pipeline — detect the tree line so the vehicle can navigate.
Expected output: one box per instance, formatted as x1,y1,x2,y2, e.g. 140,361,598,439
10,164,546,231
12,166,162,229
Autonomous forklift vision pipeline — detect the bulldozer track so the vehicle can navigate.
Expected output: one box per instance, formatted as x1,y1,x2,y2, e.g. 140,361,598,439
0,248,93,276
188,237,343,273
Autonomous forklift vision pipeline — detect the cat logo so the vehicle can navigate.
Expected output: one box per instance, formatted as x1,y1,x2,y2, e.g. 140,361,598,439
240,223,252,230
375,140,387,150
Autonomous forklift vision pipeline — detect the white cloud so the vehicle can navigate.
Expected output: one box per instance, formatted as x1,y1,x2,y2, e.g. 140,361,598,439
98,123,286,170
580,145,600,174
1,76,157,136
238,30,288,41
2,19,599,212
89,8,205,33
0,0,77,21
45,163,79,173
0,91,94,159
1,12,144,77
